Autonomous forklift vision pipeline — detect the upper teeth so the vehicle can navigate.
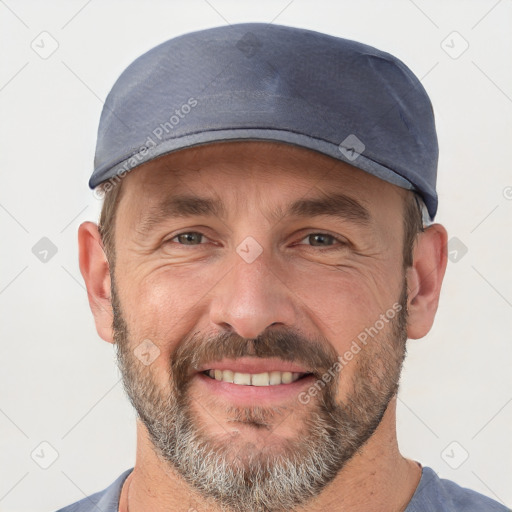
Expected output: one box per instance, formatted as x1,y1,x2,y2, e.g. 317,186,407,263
206,370,305,386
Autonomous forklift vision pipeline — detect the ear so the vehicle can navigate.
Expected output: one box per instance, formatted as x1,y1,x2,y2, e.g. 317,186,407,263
405,223,448,339
78,221,114,343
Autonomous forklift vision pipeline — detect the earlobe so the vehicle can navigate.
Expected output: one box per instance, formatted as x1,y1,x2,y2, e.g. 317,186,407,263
405,223,448,340
78,221,114,343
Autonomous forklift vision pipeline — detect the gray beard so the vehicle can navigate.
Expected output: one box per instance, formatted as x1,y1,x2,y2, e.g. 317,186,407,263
112,277,408,512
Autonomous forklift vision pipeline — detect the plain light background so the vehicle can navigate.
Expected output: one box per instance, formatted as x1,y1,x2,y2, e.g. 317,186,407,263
1,1,511,511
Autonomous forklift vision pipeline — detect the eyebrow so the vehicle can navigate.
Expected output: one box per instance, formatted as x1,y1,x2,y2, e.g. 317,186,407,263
285,193,371,226
137,192,371,234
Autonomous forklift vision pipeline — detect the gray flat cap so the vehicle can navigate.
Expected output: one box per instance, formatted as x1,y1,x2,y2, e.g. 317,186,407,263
91,23,439,219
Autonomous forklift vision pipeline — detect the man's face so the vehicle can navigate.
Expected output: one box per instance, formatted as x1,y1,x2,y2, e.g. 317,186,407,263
110,141,410,511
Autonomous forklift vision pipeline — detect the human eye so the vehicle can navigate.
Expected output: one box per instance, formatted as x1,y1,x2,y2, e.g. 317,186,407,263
164,230,347,250
167,231,210,246
295,232,347,250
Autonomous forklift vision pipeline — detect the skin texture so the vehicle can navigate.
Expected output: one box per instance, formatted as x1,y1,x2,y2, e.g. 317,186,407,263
78,141,448,512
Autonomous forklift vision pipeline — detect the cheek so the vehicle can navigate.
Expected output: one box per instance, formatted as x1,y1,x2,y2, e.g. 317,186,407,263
288,262,402,351
118,265,222,381
121,264,213,331
116,273,201,380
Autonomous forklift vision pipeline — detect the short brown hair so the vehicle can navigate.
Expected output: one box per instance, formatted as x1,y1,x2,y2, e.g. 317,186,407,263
97,182,425,270
402,191,425,268
97,180,125,267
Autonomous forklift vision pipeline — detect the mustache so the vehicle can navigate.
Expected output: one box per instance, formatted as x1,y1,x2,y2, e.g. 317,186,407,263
170,328,340,389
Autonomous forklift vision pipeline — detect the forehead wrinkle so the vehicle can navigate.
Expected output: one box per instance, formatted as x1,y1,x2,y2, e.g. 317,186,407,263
135,189,372,238
131,153,374,235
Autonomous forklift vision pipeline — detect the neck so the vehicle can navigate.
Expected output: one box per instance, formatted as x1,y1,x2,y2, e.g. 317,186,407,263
119,397,422,512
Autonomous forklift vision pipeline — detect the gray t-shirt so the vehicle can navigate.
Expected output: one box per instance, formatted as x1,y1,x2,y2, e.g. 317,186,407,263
55,465,510,512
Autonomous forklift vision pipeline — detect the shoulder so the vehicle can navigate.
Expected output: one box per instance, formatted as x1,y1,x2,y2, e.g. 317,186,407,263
406,466,510,512
54,468,133,512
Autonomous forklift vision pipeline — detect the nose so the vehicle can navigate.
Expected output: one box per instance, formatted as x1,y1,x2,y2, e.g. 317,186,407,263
208,249,298,340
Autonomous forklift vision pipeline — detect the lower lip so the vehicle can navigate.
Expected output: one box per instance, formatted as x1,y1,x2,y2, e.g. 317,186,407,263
195,372,316,405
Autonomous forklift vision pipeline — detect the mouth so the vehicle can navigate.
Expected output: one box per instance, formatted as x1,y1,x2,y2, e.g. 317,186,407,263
201,369,312,386
193,358,317,405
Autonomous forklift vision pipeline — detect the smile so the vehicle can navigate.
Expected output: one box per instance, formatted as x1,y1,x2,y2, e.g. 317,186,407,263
202,369,312,386
194,357,317,404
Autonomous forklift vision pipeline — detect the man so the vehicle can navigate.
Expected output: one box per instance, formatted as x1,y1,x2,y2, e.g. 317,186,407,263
57,23,509,512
